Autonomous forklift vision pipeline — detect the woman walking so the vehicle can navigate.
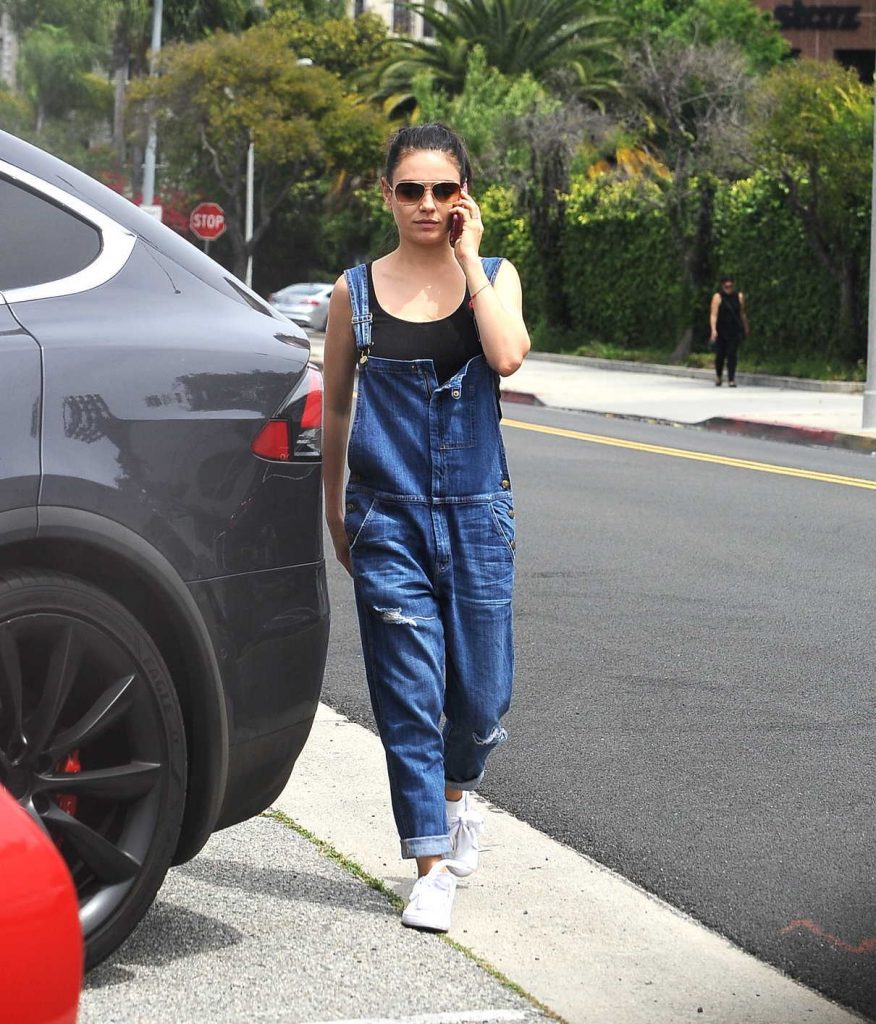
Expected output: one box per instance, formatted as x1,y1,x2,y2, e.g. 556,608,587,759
322,124,530,932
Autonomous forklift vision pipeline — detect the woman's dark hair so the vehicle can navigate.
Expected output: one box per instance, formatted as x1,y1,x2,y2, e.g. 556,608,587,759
384,123,473,187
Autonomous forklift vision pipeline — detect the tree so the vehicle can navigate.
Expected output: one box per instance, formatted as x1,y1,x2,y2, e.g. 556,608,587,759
622,38,753,359
370,0,621,115
604,0,788,71
745,59,873,360
16,25,114,142
412,46,557,182
131,21,387,278
265,8,388,79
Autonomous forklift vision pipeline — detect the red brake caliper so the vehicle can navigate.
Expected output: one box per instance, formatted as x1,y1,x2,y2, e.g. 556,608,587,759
55,749,81,817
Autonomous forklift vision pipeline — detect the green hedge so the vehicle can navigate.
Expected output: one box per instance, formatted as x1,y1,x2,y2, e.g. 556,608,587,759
712,173,841,363
562,176,685,349
556,171,867,372
478,184,545,328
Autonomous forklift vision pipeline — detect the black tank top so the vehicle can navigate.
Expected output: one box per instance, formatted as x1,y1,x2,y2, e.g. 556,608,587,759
716,291,744,340
367,262,482,383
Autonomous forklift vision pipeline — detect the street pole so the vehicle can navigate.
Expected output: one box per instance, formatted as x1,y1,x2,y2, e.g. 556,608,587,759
863,98,876,428
245,134,254,288
239,58,310,289
142,0,163,209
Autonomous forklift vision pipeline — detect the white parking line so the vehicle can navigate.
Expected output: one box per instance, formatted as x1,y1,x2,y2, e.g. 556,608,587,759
274,704,859,1024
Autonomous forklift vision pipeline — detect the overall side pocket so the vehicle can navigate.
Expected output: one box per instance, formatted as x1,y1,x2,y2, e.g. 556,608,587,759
344,491,378,551
489,497,516,559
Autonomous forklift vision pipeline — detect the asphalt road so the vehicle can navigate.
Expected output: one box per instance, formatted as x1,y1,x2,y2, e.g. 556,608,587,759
321,404,876,1021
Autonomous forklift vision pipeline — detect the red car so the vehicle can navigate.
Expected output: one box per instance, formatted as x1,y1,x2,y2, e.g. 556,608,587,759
0,785,82,1024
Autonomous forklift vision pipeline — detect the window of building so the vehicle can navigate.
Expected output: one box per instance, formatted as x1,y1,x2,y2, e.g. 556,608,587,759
354,0,366,15
0,176,101,292
834,49,875,83
421,0,435,38
393,3,413,34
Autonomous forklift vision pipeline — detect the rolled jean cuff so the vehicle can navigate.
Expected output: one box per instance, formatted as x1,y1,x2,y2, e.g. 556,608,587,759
444,771,484,792
400,834,451,859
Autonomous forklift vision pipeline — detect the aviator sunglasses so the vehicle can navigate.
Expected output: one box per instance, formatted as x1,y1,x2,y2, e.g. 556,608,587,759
390,180,462,205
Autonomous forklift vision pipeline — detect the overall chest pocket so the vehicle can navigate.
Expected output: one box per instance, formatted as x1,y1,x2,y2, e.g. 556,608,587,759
438,382,475,450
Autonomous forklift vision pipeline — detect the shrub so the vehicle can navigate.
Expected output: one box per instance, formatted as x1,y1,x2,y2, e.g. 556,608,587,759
562,175,684,349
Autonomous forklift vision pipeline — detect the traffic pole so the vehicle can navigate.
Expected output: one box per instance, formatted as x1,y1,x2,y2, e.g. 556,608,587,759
245,134,254,288
864,98,876,428
142,0,163,208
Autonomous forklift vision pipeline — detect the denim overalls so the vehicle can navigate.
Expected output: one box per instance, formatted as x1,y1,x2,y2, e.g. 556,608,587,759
343,258,516,859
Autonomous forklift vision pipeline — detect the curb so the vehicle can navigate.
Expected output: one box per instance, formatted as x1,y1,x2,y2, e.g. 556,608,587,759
528,352,865,394
701,416,876,454
499,390,876,454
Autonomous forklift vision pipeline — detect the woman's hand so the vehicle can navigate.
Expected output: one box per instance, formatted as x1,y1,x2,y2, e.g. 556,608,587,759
450,186,484,265
327,515,353,577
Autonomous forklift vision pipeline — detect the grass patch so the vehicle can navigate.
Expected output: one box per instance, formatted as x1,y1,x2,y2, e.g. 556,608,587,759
530,324,866,381
536,335,864,385
263,808,566,1022
263,808,403,907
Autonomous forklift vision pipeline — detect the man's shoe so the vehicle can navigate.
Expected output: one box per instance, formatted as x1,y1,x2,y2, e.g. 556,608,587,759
728,380,737,387
401,861,459,932
715,377,722,387
446,793,484,878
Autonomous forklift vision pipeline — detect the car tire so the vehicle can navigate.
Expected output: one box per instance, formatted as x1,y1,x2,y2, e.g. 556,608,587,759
0,569,187,969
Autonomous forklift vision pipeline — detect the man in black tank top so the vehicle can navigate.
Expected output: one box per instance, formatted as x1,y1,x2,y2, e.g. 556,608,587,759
709,274,749,387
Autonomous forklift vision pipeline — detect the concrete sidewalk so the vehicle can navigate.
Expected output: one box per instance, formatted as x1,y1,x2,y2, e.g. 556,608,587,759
306,336,875,453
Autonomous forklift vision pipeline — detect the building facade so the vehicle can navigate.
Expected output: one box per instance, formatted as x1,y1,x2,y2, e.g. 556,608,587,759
348,1,439,39
753,0,876,78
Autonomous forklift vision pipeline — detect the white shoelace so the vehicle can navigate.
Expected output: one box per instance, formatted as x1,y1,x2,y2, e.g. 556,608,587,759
449,807,484,847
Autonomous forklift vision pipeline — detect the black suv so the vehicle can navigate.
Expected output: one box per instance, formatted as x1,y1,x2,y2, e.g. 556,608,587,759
0,130,329,967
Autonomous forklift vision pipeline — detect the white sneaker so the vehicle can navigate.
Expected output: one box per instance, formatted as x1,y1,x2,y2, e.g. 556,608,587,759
446,793,484,878
401,861,459,932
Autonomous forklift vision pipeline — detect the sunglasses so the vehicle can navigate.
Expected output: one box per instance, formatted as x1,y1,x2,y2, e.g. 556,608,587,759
390,180,462,205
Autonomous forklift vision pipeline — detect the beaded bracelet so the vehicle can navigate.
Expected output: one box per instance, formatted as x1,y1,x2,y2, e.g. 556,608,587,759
468,282,490,310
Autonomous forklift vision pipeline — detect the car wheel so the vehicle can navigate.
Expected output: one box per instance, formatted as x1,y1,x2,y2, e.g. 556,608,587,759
0,570,187,969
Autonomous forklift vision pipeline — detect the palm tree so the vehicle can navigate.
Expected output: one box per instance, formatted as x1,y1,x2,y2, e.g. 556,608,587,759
370,0,621,115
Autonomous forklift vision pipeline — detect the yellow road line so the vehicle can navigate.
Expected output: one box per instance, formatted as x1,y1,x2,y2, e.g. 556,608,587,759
502,418,876,491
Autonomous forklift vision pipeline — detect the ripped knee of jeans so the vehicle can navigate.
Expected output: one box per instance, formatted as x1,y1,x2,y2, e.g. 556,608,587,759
473,724,508,747
374,606,436,628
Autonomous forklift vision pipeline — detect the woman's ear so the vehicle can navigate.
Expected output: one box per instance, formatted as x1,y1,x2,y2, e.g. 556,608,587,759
380,177,392,208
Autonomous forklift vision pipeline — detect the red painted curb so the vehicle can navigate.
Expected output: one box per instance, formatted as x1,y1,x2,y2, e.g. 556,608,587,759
702,416,876,453
500,390,545,407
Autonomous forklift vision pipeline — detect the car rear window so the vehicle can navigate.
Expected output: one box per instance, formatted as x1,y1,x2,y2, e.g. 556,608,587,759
0,175,102,291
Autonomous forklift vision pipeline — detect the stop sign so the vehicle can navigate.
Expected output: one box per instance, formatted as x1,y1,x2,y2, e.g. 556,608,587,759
189,202,226,241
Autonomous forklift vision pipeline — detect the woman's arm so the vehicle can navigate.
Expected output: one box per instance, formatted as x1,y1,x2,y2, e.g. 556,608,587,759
451,187,530,377
709,293,721,341
322,274,357,576
459,255,531,377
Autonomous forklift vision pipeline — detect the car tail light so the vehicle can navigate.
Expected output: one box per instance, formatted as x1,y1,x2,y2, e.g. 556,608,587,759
251,366,322,461
300,297,320,306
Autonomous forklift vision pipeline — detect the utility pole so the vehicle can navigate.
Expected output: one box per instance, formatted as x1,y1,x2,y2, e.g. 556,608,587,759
141,0,163,217
864,100,876,428
245,135,254,288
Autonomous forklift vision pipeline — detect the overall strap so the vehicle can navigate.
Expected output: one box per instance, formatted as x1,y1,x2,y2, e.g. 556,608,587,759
344,263,372,364
481,256,503,284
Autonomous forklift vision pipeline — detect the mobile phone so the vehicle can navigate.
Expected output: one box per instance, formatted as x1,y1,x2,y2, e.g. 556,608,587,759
449,180,468,247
